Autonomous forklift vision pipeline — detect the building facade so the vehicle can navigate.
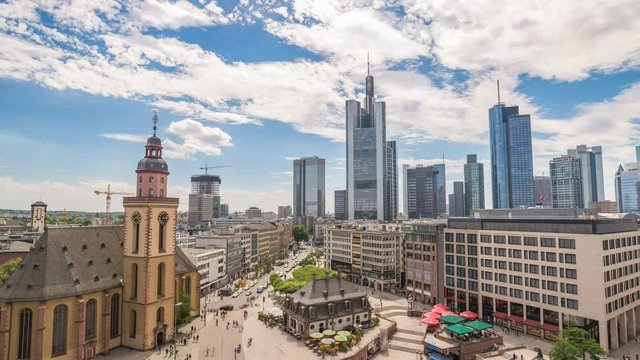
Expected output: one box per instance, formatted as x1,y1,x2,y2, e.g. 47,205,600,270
443,209,640,351
404,221,445,305
464,155,485,215
534,176,552,207
278,206,292,219
406,165,439,219
334,190,347,220
383,140,398,221
567,145,605,207
293,156,326,223
433,163,447,217
589,201,619,214
194,234,244,281
182,247,226,292
188,174,221,226
220,204,229,218
615,163,640,213
449,181,466,217
550,156,583,209
489,103,535,209
246,207,262,219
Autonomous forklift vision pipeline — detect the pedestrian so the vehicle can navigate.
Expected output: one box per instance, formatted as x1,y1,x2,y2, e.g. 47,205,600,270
206,347,210,357
166,348,169,357
196,335,199,342
521,355,523,360
216,319,218,326
636,354,638,360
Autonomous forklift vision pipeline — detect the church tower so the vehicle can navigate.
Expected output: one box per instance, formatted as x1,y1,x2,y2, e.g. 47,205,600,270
30,201,47,233
122,111,178,350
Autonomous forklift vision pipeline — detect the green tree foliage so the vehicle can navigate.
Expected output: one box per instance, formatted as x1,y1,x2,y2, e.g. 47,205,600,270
549,327,604,360
299,250,324,267
269,265,337,294
292,225,309,242
177,294,192,326
0,258,22,288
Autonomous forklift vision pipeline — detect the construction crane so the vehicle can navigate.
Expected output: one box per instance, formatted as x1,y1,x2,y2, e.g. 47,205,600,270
200,164,231,174
94,184,133,225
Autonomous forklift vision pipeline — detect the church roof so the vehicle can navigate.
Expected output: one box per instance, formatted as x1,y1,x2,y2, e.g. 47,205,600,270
175,247,198,275
0,226,125,302
30,201,47,207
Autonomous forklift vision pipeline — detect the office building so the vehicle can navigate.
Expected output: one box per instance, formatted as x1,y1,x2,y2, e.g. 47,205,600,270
567,145,605,206
404,221,446,305
406,165,439,219
220,203,229,218
443,208,640,351
489,98,535,208
636,146,640,163
615,163,640,213
334,190,347,220
188,174,222,226
534,176,552,207
195,234,245,281
278,205,292,219
325,228,403,292
402,164,410,216
464,154,485,215
293,156,326,224
589,201,618,214
346,65,396,221
433,163,447,216
246,207,262,218
449,181,465,217
550,156,583,209
182,247,227,292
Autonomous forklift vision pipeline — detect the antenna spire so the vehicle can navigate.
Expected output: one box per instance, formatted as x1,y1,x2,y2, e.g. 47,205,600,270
497,80,501,104
152,109,159,136
367,52,370,75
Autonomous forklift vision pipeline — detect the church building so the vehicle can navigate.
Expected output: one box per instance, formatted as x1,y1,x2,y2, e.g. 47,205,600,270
0,113,200,360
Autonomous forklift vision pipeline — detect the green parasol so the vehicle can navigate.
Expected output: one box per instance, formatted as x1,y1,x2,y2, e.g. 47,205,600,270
320,338,335,345
334,335,349,342
322,329,336,336
310,332,324,339
337,330,351,337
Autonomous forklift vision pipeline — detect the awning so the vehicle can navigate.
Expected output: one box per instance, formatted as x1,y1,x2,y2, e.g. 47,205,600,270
541,323,560,332
444,324,475,335
523,319,541,327
507,315,524,322
492,312,508,319
440,315,466,324
464,320,493,331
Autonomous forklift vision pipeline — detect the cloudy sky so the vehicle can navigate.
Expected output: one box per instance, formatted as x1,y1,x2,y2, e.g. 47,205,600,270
1,0,639,213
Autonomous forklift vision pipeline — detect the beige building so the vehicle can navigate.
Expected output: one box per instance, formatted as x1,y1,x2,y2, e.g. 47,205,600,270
444,209,640,351
403,221,446,305
589,200,619,214
240,222,291,270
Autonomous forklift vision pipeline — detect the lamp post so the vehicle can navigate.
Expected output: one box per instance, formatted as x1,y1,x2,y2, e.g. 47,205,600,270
173,302,183,360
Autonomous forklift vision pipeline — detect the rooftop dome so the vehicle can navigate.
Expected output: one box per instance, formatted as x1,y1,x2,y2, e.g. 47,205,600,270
146,135,162,146
137,157,168,172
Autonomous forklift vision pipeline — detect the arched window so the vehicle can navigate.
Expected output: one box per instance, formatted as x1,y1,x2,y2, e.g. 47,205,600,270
160,177,164,184
131,264,138,299
160,189,164,197
157,307,165,323
138,188,142,197
158,212,168,252
139,176,142,183
133,223,140,253
149,189,154,197
52,305,68,356
157,263,165,298
129,310,136,338
110,294,120,338
17,308,32,360
85,299,97,340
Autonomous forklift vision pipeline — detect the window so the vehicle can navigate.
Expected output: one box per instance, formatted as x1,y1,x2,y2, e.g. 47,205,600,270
468,234,477,244
547,281,558,291
457,267,466,277
446,266,454,275
481,235,491,243
345,301,351,312
309,307,316,319
547,296,558,306
160,177,164,184
133,224,140,253
184,276,192,297
149,176,154,183
541,238,556,247
456,234,465,243
110,294,120,338
328,303,335,315
157,307,165,323
129,310,137,338
524,237,538,246
546,267,558,277
456,256,465,266
157,263,165,298
529,278,539,288
566,284,578,294
530,292,540,302
52,305,68,357
565,269,577,279
494,236,506,244
148,188,154,197
159,225,166,253
18,308,32,360
545,252,557,262
528,264,539,274
85,299,97,340
131,264,138,299
565,254,577,264
566,299,579,309
468,258,478,268
139,176,142,183
528,251,539,260
508,236,521,245
559,239,575,249
160,189,164,197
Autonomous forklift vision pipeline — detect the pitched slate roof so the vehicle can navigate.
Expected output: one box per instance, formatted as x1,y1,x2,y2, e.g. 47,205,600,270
175,247,198,275
0,226,125,302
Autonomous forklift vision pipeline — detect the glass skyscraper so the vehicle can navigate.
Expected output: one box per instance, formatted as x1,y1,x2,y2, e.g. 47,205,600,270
188,174,221,226
293,156,326,222
334,190,347,220
489,104,534,208
405,165,438,219
346,67,397,220
550,155,583,209
615,163,640,213
566,145,605,207
464,154,484,215
432,163,446,216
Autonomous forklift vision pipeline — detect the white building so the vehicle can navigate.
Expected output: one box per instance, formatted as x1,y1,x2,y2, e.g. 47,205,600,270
182,247,226,292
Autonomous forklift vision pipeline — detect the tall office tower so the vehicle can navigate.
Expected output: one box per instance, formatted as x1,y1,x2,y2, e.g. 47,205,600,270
334,190,347,220
384,140,398,221
402,164,410,216
567,145,605,206
220,203,229,218
346,64,388,220
464,154,485,215
449,181,465,216
432,163,446,216
293,156,326,223
615,163,640,212
489,88,535,208
636,146,640,163
550,156,583,208
188,174,221,226
406,165,439,219
534,175,552,207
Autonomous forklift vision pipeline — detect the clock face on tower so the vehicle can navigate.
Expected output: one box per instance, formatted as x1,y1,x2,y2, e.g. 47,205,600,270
158,211,169,225
131,211,142,224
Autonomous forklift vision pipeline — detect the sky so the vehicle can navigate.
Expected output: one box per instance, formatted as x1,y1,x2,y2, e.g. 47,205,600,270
0,0,640,214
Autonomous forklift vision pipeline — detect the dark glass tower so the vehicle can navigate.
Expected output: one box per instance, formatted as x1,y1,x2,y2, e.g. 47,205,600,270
406,165,438,219
464,154,485,215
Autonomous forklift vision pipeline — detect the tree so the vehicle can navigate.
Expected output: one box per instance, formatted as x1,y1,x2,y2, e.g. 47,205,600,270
0,258,22,288
177,294,192,326
549,327,604,360
292,225,309,243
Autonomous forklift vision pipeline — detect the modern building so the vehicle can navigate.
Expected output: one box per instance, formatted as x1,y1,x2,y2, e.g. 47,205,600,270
404,221,446,305
220,203,229,218
346,65,397,221
325,228,403,292
246,207,262,219
636,146,640,163
188,174,222,226
240,222,292,269
489,99,535,209
443,208,640,351
194,234,245,281
589,201,619,214
464,155,485,215
293,156,326,224
534,176,552,207
449,181,466,217
567,145,605,206
384,140,398,221
278,205,292,219
405,165,439,219
550,156,583,209
281,277,373,337
615,163,640,213
402,164,410,216
0,113,200,359
433,163,447,217
182,247,226,292
334,190,347,220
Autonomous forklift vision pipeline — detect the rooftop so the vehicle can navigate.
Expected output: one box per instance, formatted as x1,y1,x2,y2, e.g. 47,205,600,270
288,277,367,305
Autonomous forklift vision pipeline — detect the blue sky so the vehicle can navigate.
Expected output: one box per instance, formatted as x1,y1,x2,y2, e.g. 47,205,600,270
1,0,639,213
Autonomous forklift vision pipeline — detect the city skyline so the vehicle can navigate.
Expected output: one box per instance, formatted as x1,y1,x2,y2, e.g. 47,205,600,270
1,1,640,213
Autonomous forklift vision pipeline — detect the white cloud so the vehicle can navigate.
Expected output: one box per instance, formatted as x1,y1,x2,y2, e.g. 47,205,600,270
128,0,228,30
101,133,147,143
270,171,294,177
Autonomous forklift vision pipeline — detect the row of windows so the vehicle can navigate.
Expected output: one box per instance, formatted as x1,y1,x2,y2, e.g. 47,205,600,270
478,285,578,309
478,272,577,294
405,252,433,261
405,243,436,251
406,279,432,291
605,263,640,283
602,236,639,251
605,276,640,298
478,247,577,264
607,289,640,314
603,249,640,267
474,234,576,249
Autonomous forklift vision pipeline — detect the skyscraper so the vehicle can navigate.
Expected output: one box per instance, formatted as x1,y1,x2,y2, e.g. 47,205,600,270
334,190,347,220
188,174,221,226
636,146,640,163
534,175,552,207
432,163,446,216
346,63,396,220
550,156,583,208
406,165,438,219
449,181,465,217
489,94,535,208
464,154,485,215
615,163,640,213
402,164,409,216
220,203,229,218
293,156,326,223
567,145,605,206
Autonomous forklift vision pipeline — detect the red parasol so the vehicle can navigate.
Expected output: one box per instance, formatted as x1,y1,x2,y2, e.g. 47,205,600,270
421,317,441,326
460,311,478,320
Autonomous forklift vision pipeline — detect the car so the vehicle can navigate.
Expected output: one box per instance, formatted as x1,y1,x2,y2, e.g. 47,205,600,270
245,290,252,296
232,292,240,298
218,305,234,311
256,286,264,293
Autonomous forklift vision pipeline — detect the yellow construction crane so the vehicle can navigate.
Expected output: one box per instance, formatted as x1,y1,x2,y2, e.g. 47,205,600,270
94,184,133,225
200,164,231,174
